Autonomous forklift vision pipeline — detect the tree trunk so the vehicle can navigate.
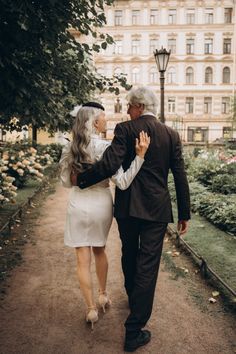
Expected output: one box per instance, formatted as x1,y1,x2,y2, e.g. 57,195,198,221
32,125,37,147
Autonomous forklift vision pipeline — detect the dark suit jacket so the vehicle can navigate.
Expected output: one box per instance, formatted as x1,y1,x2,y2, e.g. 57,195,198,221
77,114,190,222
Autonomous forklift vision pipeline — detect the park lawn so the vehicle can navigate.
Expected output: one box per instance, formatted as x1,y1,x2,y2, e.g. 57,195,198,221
170,205,236,294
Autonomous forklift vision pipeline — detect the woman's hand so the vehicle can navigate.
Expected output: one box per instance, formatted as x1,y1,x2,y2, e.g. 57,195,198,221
135,131,150,159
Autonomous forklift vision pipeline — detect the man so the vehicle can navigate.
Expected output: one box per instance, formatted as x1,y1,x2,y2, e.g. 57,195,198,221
72,87,190,352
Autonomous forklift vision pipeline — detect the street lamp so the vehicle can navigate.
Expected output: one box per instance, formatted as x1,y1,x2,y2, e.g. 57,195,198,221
154,47,171,123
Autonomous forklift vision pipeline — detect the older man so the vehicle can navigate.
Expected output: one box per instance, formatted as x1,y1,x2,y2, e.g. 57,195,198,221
74,87,190,352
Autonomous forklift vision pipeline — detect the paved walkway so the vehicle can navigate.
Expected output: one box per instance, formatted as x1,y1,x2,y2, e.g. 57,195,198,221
0,183,235,354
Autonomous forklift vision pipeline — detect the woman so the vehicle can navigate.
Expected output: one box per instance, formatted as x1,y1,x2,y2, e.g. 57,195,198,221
59,102,150,329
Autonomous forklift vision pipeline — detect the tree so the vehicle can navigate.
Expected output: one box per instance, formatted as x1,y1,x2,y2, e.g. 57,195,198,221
0,0,130,141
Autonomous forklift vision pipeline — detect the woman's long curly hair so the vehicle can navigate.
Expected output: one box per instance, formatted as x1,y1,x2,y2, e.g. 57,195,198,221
69,106,103,173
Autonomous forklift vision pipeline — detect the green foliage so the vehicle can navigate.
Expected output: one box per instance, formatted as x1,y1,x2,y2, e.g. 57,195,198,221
211,174,236,194
169,178,236,235
169,149,236,234
36,143,62,163
0,0,131,134
186,150,236,193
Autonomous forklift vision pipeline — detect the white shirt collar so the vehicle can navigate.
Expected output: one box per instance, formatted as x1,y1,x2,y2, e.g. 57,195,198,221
142,111,156,117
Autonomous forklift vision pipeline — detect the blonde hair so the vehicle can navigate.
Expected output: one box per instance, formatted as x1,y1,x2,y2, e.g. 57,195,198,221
69,106,103,172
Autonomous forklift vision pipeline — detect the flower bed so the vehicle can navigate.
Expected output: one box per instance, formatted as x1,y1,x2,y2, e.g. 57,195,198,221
185,149,236,194
169,148,236,235
0,142,62,205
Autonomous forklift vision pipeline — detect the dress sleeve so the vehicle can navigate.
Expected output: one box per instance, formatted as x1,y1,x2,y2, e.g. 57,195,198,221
111,155,144,190
59,143,72,188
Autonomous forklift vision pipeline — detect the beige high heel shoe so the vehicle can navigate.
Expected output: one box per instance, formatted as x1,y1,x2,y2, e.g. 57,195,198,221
86,307,98,330
98,291,111,313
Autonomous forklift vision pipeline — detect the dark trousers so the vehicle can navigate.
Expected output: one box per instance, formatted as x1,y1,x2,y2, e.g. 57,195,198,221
116,216,167,336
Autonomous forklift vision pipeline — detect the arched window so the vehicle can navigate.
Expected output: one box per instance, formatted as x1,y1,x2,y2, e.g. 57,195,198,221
132,67,140,84
149,67,158,83
186,67,194,84
223,67,230,83
167,67,176,84
205,67,213,84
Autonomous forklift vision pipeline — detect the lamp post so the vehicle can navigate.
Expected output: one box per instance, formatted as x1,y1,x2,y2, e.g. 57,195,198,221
154,47,171,123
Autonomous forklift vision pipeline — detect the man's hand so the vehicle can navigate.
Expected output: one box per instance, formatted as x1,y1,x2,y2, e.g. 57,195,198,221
177,220,189,235
70,170,78,186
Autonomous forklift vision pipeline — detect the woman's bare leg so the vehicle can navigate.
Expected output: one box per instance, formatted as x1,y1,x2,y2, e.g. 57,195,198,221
75,247,95,308
92,246,108,293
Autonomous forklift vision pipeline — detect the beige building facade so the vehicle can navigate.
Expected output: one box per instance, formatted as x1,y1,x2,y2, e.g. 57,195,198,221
2,0,235,145
83,0,236,143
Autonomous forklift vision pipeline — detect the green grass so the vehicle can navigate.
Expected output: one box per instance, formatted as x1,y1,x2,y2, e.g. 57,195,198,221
170,205,236,293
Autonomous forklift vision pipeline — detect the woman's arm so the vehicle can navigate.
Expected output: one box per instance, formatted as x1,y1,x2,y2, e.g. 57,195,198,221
59,143,72,188
111,132,150,190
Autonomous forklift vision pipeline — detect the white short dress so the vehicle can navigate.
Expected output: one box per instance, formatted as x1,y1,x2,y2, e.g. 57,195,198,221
59,134,144,248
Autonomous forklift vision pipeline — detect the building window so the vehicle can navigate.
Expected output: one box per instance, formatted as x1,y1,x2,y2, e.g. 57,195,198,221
223,67,230,83
223,127,232,139
205,38,213,54
168,9,177,24
150,38,158,54
186,67,194,84
204,97,212,114
186,38,194,54
186,9,195,24
205,67,213,84
168,97,176,113
150,9,158,24
167,67,176,84
187,127,209,142
132,10,140,25
222,97,230,114
149,67,158,83
131,39,140,55
132,67,140,84
224,8,233,23
114,40,123,54
186,97,194,113
223,38,231,54
114,10,123,26
168,38,176,54
205,8,214,24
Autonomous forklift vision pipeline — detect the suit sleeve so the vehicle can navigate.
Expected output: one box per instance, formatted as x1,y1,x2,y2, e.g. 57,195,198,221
170,132,191,221
77,123,128,189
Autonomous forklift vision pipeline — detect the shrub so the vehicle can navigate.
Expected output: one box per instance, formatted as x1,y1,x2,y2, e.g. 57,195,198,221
0,159,17,204
169,177,236,235
211,174,236,194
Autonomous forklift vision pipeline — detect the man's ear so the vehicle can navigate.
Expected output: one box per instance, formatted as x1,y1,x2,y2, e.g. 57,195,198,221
139,104,145,113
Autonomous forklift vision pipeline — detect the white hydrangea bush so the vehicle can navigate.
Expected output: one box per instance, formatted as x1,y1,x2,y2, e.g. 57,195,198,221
0,159,17,204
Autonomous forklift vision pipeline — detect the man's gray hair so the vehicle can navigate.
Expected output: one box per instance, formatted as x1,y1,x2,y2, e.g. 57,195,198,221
126,87,159,115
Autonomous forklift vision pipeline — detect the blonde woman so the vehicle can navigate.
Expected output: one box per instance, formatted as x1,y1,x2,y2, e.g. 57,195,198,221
60,102,150,329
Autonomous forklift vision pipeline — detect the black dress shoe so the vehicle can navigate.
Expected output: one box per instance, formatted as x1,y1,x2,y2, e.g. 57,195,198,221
124,330,151,352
